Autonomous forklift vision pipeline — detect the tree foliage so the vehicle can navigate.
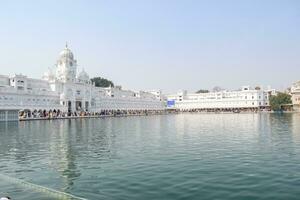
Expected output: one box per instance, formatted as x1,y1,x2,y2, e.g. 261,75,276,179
212,86,223,92
91,77,114,88
255,86,261,90
269,92,292,111
196,89,209,93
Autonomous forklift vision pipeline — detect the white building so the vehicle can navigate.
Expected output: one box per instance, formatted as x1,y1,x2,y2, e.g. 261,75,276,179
146,90,163,101
0,74,63,111
291,81,300,111
165,86,270,111
0,45,164,115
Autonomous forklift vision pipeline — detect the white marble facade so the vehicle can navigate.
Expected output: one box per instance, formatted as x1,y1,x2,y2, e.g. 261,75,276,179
165,86,271,110
291,81,300,110
0,45,164,112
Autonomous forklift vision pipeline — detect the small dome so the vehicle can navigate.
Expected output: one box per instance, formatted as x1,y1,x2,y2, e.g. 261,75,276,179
77,69,89,82
42,68,55,80
293,81,300,88
59,44,74,59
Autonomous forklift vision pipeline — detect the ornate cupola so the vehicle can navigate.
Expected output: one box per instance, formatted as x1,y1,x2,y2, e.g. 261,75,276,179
55,43,77,82
77,68,90,84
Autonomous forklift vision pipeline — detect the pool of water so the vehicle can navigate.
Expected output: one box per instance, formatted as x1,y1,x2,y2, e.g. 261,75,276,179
1,113,300,200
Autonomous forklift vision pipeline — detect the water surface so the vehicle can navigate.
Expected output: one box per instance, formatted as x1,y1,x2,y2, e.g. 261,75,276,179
1,113,300,199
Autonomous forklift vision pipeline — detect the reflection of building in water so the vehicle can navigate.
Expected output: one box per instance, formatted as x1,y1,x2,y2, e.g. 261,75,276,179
0,109,19,121
291,113,300,143
48,120,81,191
173,113,260,136
48,118,119,191
0,44,164,113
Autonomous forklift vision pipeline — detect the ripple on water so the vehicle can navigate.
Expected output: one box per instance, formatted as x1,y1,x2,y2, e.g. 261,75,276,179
1,113,300,199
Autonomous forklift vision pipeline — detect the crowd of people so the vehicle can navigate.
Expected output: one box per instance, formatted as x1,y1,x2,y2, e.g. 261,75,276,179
19,109,166,120
18,107,274,120
176,107,271,113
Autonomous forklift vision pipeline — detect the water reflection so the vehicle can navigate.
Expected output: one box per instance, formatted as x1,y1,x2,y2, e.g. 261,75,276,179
48,120,81,191
291,113,300,144
1,114,300,200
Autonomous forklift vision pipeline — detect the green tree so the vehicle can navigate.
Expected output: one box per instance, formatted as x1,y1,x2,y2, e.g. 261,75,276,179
269,92,292,111
212,86,223,92
196,89,209,93
91,77,114,87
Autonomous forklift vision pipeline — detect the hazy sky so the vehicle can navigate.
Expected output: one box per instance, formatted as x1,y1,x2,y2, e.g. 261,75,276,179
0,0,299,92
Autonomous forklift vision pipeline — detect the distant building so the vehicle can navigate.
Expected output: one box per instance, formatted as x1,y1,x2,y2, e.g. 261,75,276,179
165,86,270,111
291,81,300,111
147,90,163,101
265,86,277,96
0,45,164,113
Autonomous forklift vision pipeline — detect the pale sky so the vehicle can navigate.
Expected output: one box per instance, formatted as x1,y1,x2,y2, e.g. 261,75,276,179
0,0,299,93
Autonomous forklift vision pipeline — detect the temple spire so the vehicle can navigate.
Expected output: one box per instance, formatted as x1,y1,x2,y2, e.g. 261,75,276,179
65,42,68,48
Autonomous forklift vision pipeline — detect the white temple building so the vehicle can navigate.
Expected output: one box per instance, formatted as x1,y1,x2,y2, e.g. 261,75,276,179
291,81,300,111
165,86,271,111
0,44,284,121
0,45,164,118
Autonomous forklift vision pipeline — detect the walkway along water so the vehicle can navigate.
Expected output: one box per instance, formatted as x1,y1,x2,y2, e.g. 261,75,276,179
19,109,167,121
0,173,87,200
10,108,298,121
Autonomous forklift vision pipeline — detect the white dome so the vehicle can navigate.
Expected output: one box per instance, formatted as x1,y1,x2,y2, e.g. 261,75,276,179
77,69,89,82
295,81,300,85
59,44,74,59
42,68,55,81
292,81,300,89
